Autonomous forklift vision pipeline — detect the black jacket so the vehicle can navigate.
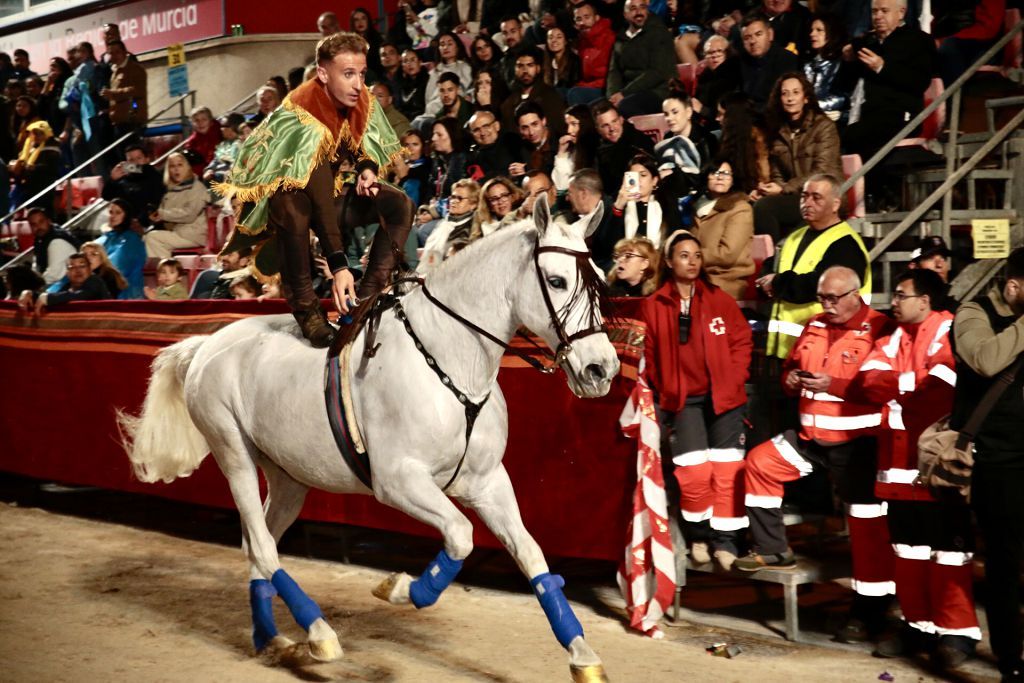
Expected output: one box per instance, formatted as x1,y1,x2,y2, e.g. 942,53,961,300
594,122,655,196
102,165,166,226
850,24,937,124
47,273,111,306
466,133,520,182
740,43,800,109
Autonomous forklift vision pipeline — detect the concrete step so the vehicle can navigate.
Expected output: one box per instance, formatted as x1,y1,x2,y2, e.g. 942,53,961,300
861,208,1018,224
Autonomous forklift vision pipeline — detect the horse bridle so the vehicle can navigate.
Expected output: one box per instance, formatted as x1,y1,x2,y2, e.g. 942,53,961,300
413,234,607,375
381,234,607,491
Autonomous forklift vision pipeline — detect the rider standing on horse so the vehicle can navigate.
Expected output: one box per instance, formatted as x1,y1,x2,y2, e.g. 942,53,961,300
216,32,413,347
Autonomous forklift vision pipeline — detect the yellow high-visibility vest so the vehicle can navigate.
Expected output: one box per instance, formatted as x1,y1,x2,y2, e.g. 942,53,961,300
766,221,871,359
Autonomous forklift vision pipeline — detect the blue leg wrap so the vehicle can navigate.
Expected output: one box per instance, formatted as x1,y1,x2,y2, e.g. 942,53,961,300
271,569,323,630
409,549,464,608
249,579,279,651
531,572,584,649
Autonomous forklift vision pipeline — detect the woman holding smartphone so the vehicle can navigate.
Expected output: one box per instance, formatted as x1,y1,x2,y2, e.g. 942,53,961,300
611,153,671,250
641,229,752,569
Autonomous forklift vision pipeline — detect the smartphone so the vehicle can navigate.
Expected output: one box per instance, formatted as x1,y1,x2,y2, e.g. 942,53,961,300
678,24,702,34
624,171,639,192
795,370,813,378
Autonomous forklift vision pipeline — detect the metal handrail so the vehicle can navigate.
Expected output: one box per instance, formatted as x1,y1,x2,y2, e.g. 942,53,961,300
839,20,1024,196
0,247,33,272
0,91,196,226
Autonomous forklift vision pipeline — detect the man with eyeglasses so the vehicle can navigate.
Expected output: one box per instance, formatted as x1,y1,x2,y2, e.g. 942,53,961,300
757,173,870,361
499,46,565,139
605,0,676,118
18,252,111,315
516,170,557,218
738,266,897,644
847,269,979,670
464,110,518,182
693,35,740,122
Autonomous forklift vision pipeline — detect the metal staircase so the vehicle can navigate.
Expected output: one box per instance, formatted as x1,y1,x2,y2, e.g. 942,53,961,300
840,21,1024,307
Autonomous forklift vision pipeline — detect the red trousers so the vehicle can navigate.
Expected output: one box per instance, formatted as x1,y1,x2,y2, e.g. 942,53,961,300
744,431,895,596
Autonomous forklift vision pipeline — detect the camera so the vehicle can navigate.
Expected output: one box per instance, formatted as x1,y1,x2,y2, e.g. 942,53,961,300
122,162,142,174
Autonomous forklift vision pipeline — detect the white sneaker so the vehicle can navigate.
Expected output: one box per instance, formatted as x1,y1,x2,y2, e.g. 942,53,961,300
689,541,711,565
713,549,737,571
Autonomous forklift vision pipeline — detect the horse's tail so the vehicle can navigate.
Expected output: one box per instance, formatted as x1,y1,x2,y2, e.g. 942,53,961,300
118,335,211,484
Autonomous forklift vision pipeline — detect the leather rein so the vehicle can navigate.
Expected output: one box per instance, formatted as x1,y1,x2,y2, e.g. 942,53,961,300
382,235,607,491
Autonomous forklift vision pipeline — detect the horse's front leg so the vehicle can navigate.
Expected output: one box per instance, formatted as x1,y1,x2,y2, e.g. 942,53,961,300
460,464,609,683
370,463,475,607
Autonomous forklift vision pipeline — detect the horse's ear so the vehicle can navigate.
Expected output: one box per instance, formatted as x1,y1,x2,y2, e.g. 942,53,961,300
583,201,604,239
532,192,551,237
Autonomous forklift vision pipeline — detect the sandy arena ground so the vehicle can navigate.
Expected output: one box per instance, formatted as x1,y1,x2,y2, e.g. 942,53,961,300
0,500,977,683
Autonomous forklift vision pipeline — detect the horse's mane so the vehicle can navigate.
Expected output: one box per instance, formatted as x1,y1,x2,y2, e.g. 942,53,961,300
425,220,536,285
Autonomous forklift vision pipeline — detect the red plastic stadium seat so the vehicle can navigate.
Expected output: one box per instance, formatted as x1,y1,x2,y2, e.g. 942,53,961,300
895,78,945,148
676,63,698,96
977,9,1023,76
628,113,669,144
841,154,867,219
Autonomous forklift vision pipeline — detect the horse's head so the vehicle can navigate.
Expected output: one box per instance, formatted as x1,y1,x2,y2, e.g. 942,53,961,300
517,195,620,398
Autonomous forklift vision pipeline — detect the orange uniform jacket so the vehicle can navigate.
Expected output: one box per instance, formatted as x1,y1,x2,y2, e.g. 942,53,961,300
850,310,957,502
783,305,894,445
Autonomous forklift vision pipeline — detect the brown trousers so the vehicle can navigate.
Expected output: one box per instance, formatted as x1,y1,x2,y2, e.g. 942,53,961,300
269,161,413,312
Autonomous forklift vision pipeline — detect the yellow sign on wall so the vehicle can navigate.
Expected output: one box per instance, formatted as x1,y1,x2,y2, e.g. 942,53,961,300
973,219,1011,259
167,43,186,67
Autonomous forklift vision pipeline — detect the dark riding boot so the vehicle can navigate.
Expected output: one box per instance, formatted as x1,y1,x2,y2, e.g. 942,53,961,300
350,185,414,300
275,231,336,349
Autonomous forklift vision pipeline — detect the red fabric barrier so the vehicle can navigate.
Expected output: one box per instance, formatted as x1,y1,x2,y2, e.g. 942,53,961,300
0,299,645,561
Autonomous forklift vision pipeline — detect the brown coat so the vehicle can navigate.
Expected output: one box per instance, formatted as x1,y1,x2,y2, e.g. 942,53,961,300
768,109,842,194
106,58,148,125
692,191,755,300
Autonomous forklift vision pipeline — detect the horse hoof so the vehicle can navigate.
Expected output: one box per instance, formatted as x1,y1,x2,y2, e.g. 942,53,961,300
308,634,343,662
264,635,296,652
372,572,412,604
570,664,609,683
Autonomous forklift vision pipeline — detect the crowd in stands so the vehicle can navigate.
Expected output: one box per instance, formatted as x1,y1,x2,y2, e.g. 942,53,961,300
2,0,1024,676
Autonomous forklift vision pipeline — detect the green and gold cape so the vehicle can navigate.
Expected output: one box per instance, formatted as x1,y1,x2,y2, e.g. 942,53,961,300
214,78,402,277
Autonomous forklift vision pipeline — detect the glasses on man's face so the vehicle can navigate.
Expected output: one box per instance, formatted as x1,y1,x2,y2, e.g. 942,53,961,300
816,287,857,306
470,121,495,134
613,252,642,262
705,49,726,56
487,192,512,204
67,263,89,271
892,291,924,303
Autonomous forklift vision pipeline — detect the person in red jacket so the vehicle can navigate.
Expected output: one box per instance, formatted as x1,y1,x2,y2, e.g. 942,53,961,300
567,1,616,106
641,229,752,569
849,269,979,672
736,265,897,642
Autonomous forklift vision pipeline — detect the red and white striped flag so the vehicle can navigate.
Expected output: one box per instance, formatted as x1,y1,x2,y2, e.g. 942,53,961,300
616,373,676,638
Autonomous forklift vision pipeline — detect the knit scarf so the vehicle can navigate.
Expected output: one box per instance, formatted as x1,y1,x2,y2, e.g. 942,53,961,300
624,199,663,249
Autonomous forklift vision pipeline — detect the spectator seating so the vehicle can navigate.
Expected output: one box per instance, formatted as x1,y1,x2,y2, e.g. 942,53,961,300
2,220,33,251
54,176,104,215
894,78,945,149
976,9,1023,78
675,62,698,96
169,205,233,258
628,113,669,144
841,154,867,219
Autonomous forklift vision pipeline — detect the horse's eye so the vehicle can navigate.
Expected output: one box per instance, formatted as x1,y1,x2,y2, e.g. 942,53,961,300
547,276,567,290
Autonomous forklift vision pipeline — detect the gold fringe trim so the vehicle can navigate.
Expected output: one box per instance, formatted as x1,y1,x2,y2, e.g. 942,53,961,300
214,101,338,206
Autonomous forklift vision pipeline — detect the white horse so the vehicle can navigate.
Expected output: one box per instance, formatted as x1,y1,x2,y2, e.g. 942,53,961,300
120,197,620,682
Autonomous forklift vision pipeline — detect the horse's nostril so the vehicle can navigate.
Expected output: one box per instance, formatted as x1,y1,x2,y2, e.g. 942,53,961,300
585,363,606,382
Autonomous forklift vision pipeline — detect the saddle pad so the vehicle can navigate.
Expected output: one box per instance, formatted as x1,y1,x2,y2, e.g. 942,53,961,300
324,342,372,489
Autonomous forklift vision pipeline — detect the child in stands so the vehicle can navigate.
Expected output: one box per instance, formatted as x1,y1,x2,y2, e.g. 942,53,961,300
145,258,188,300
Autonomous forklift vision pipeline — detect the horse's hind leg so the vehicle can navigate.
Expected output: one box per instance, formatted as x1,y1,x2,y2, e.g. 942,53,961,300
210,433,341,662
244,458,314,654
461,464,608,683
370,467,475,608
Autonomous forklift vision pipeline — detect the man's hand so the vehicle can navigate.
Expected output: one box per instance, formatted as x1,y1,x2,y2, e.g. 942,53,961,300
17,290,34,313
799,372,833,393
784,369,802,392
508,162,526,177
756,272,776,297
609,92,624,106
148,210,161,223
33,293,48,316
355,167,380,198
332,268,358,314
857,47,884,73
110,162,127,180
